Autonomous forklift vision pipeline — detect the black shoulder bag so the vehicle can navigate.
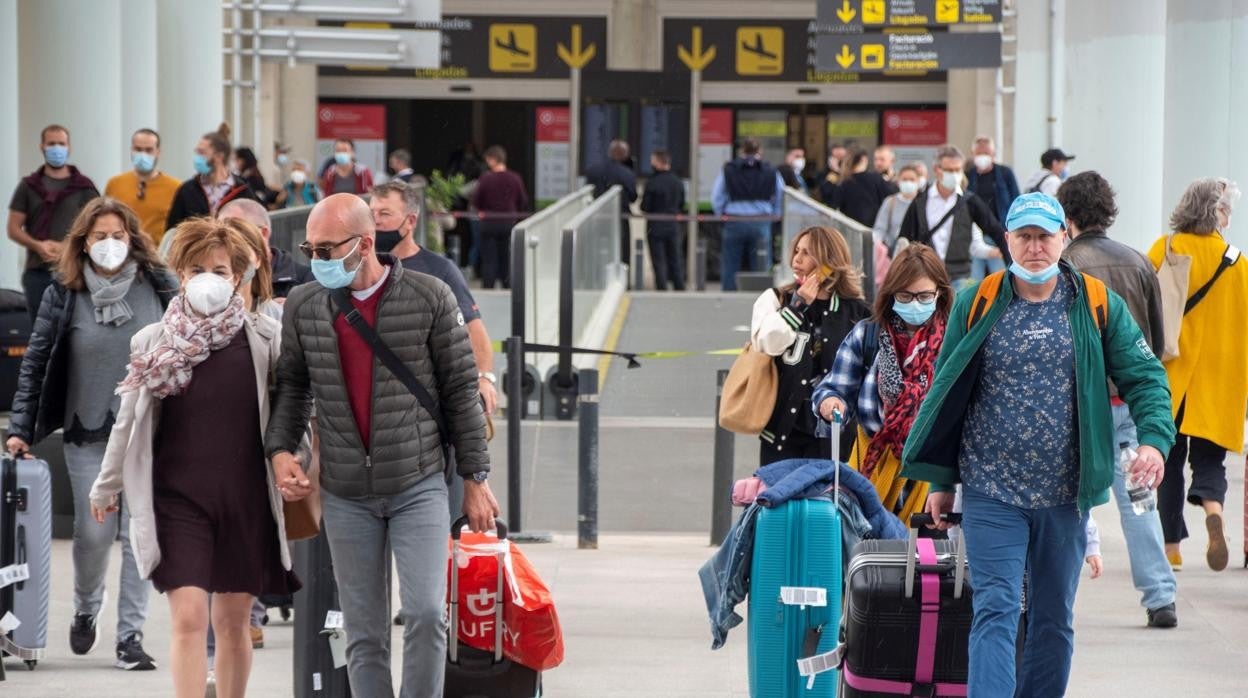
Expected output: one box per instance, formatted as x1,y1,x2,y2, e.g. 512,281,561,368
331,289,455,483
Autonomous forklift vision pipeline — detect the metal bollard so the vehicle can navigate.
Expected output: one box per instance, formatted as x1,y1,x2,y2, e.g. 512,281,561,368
695,238,707,292
633,238,646,290
506,336,524,534
711,369,734,546
577,368,600,549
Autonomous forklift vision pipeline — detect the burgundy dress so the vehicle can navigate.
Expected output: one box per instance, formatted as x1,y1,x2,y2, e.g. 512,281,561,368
150,329,300,596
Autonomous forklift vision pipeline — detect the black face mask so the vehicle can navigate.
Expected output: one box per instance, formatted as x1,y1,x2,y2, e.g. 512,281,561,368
374,228,406,255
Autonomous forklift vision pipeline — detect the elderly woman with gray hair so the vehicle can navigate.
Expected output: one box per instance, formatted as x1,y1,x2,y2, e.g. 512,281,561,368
276,158,322,208
1148,177,1247,572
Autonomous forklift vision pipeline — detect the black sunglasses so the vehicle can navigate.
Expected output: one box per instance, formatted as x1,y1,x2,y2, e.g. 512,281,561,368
299,236,361,261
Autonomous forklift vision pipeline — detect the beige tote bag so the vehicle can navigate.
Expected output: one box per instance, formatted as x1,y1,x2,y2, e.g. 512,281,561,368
1155,235,1191,361
718,341,778,435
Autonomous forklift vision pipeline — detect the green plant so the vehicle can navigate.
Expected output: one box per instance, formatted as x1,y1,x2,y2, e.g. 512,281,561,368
426,169,466,214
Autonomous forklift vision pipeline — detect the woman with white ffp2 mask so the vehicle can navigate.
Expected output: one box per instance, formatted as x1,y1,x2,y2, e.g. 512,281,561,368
89,219,300,698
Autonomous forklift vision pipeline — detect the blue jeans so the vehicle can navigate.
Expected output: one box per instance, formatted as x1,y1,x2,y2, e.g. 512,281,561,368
1109,403,1177,610
961,488,1087,698
720,221,771,291
970,255,1006,281
322,473,449,698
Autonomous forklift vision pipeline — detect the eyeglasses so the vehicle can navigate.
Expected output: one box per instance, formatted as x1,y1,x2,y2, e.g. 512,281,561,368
299,236,360,261
895,290,939,304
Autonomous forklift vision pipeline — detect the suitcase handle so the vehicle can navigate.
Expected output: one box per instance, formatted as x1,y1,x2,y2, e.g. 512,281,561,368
448,516,509,666
451,515,508,541
905,514,967,600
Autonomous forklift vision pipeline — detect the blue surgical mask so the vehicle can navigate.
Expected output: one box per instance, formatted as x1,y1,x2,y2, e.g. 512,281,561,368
1009,261,1061,285
893,299,937,326
276,153,290,167
44,145,68,168
192,153,212,176
334,152,352,167
310,239,362,289
132,151,156,174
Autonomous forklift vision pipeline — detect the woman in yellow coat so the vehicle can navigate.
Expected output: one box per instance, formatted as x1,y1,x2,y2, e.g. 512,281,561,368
1148,177,1247,572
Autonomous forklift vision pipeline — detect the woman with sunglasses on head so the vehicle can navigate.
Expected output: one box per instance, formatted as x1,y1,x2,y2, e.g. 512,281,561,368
812,243,953,521
750,225,871,464
5,197,177,671
89,218,300,698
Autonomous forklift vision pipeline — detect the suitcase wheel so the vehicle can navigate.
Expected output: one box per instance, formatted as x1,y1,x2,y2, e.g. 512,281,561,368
25,659,36,670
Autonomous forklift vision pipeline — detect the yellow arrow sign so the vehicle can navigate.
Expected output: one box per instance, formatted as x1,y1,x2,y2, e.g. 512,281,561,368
837,0,857,23
678,26,717,71
836,44,856,69
557,23,597,69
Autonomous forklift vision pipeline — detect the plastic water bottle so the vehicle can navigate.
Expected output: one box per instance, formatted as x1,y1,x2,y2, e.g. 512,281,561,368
1119,442,1156,515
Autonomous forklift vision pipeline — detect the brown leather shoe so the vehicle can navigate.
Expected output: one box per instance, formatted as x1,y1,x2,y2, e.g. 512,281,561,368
1206,513,1228,571
250,624,265,649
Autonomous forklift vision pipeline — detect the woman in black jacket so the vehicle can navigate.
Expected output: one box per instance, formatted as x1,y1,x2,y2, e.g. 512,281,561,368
832,147,898,228
165,123,259,231
749,225,871,463
5,197,178,670
232,147,277,209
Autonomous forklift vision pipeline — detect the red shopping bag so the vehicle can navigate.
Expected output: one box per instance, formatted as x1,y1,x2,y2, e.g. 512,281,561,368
448,530,565,671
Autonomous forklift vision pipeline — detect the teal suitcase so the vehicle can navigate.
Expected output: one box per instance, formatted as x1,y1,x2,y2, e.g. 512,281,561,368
747,420,843,697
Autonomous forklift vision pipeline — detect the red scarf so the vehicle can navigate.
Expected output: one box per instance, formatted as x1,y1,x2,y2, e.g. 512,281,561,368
22,166,97,240
862,316,946,477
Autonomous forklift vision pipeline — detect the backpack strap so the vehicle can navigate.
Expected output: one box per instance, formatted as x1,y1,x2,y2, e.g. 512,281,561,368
1080,273,1109,334
966,270,1006,330
1184,244,1240,314
860,320,880,370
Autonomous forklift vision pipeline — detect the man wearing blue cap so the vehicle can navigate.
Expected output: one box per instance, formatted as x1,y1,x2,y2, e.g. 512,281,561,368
899,192,1176,697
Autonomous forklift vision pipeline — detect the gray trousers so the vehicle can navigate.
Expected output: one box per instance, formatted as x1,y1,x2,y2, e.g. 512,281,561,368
323,472,449,698
64,441,151,643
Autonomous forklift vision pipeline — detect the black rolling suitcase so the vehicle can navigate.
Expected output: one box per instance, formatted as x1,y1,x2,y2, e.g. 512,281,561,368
0,289,32,412
444,516,541,698
0,455,53,679
292,532,351,697
839,514,971,697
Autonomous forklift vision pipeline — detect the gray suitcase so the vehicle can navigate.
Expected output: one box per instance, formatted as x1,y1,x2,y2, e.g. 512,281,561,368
0,455,52,676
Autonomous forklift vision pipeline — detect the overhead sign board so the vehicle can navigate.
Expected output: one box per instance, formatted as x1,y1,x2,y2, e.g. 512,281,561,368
257,26,440,69
319,15,606,79
815,30,1001,72
663,18,943,83
817,0,1002,29
256,0,440,23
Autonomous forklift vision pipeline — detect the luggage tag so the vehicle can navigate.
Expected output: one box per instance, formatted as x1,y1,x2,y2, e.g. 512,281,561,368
0,611,20,634
780,586,827,609
0,563,29,589
796,644,844,690
321,610,348,669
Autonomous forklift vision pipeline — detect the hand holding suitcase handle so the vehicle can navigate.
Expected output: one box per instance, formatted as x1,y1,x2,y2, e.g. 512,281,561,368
905,513,967,600
3,437,33,459
449,515,509,665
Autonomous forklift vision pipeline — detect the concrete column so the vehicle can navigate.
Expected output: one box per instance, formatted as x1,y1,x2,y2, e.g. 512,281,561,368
611,0,659,70
0,0,22,290
1229,1,1248,251
274,16,319,172
156,0,223,179
1011,0,1051,173
18,0,123,184
121,0,160,159
946,67,997,155
1061,0,1168,253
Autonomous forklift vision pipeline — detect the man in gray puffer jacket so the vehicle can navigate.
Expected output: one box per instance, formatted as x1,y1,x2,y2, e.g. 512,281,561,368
266,194,498,697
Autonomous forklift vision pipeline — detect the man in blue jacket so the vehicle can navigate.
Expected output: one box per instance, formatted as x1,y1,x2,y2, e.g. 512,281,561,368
965,136,1020,279
712,138,784,291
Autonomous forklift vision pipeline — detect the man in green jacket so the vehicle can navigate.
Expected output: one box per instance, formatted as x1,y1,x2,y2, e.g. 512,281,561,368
900,192,1175,698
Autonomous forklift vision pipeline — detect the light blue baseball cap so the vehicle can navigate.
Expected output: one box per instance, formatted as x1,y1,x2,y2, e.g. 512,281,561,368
1005,192,1066,234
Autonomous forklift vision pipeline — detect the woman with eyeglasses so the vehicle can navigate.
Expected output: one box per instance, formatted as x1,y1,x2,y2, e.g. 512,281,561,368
813,243,953,521
5,197,177,671
750,225,871,465
88,218,299,698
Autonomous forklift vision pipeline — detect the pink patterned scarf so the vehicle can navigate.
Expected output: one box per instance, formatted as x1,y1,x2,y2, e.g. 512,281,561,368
117,294,247,399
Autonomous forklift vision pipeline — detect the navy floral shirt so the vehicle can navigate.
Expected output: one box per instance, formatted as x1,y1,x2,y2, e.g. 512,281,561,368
960,273,1080,508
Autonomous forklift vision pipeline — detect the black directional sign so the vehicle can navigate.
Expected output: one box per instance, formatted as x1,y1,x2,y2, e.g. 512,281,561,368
815,30,1001,72
817,0,1002,30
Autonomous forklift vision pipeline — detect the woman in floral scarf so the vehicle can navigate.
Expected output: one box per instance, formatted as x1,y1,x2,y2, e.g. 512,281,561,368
811,243,953,521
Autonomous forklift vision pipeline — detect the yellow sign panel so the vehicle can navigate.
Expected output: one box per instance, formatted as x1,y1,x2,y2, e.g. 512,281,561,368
827,120,878,138
862,0,886,24
861,44,885,69
735,26,783,76
936,0,960,23
737,120,786,138
489,24,537,73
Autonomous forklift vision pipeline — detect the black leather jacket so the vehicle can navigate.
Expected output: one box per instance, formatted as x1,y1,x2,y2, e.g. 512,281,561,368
1062,228,1164,353
7,267,179,446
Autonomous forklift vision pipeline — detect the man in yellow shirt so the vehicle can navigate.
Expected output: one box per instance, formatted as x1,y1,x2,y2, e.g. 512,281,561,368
104,129,180,245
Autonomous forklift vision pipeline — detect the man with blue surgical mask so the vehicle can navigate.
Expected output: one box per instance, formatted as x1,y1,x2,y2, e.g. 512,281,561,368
7,124,99,321
320,138,374,196
105,129,182,246
267,193,497,697
900,192,1176,697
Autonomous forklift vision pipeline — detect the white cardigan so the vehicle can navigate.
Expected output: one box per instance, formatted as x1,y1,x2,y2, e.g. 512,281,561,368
89,312,292,579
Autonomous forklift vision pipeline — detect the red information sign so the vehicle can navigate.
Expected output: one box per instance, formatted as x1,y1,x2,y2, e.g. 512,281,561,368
535,106,570,143
700,109,734,145
317,103,386,140
882,109,947,146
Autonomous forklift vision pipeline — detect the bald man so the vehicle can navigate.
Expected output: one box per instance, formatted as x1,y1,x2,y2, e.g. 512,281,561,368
217,198,313,299
265,194,497,696
585,138,638,277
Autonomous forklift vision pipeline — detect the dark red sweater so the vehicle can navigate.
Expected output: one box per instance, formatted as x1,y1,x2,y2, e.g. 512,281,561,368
334,280,388,450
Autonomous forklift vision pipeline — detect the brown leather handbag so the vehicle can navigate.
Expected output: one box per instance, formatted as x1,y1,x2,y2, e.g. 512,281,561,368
282,430,322,542
718,341,778,435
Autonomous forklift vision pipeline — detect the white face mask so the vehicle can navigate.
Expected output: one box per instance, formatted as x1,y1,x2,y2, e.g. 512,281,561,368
898,180,920,197
88,238,129,272
184,273,235,316
973,154,993,171
290,170,307,185
791,157,806,174
917,176,928,190
940,171,961,191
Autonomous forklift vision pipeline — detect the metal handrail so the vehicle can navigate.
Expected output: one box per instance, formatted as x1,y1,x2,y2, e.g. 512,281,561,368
557,186,623,392
509,185,595,339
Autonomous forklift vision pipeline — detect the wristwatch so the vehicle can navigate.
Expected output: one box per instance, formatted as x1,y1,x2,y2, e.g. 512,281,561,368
468,471,489,483
478,371,497,385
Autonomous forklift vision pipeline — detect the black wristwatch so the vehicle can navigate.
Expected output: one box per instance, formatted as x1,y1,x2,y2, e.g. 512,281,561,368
468,471,489,483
